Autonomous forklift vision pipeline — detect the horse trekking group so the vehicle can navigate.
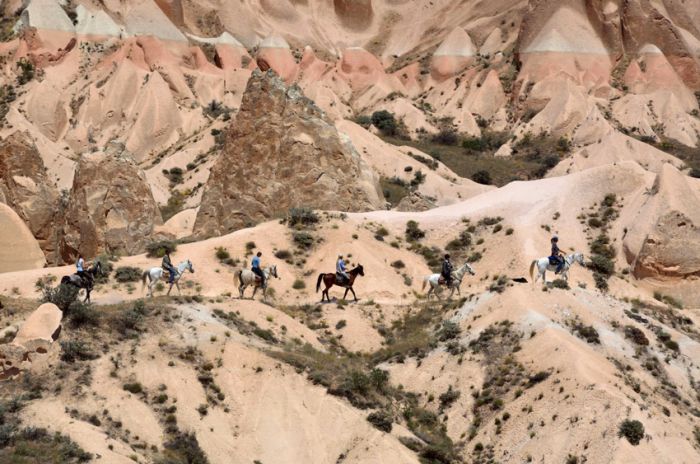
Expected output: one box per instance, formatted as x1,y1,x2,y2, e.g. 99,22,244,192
60,234,585,303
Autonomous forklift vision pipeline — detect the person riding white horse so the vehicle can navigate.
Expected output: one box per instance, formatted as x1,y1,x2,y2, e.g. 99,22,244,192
162,250,177,286
441,254,454,287
549,235,565,275
142,259,195,297
251,251,266,289
238,264,278,300
530,251,585,285
423,261,476,299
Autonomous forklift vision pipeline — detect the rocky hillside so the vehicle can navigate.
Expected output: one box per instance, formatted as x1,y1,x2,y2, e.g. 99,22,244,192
0,1,699,463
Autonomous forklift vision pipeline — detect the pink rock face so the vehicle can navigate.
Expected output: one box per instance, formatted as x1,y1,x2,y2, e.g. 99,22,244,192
257,47,298,83
430,55,473,82
337,48,385,90
11,303,62,352
334,0,373,30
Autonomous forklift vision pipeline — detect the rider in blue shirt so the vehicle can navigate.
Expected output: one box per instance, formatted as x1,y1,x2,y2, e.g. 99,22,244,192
337,255,349,284
252,252,266,288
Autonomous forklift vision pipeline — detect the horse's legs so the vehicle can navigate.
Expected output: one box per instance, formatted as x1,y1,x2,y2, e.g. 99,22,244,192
175,281,181,295
239,284,245,299
350,287,357,302
342,287,349,301
252,286,258,299
166,283,173,296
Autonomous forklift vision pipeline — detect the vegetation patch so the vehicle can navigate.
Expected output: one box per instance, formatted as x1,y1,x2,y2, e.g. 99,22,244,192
618,419,645,445
114,266,142,283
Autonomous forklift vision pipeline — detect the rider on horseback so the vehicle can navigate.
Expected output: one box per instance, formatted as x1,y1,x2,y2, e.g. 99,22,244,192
252,252,266,288
441,254,453,287
162,250,177,284
336,255,349,285
550,235,564,274
76,253,93,287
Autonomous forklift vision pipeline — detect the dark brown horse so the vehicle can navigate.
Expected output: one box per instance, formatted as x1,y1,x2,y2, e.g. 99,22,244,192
316,264,365,302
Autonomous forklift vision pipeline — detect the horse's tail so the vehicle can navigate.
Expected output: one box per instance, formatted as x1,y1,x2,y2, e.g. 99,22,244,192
237,270,243,286
529,260,536,282
141,270,149,289
421,276,428,291
316,273,324,293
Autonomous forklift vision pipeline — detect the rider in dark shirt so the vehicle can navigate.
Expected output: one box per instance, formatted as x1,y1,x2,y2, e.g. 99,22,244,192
441,254,454,286
550,235,564,274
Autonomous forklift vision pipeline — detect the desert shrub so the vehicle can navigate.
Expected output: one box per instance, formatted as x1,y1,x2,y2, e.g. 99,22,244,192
437,321,461,341
335,320,347,330
653,292,683,309
146,240,177,258
274,249,292,260
438,387,461,411
288,207,319,228
292,279,306,290
410,170,426,187
405,220,426,241
66,301,100,328
42,284,79,312
624,326,649,345
253,328,277,343
589,255,614,276
488,275,508,293
593,273,609,291
60,341,98,363
16,58,34,85
471,170,492,185
123,382,143,394
354,115,371,128
371,110,398,136
391,260,405,269
293,231,314,250
367,411,393,432
432,128,459,146
588,217,603,228
114,266,141,283
527,371,550,387
112,300,147,335
162,431,208,464
618,419,644,445
572,323,600,344
446,230,472,251
215,247,230,260
551,279,569,289
602,193,617,207
590,235,615,259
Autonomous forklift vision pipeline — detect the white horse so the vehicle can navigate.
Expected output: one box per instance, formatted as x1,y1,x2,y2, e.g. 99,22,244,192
141,259,195,297
422,262,476,299
238,265,279,301
529,252,585,285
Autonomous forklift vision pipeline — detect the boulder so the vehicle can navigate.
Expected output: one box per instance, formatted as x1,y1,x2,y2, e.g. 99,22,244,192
0,303,62,381
194,70,384,238
59,151,163,260
0,202,46,272
0,131,60,262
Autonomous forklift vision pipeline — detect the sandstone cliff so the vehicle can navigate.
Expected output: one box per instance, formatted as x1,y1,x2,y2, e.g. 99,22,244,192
194,70,384,238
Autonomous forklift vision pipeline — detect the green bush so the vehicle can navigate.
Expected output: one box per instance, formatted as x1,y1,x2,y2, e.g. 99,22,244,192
292,279,306,290
66,301,100,328
589,255,614,276
471,170,492,185
618,419,644,445
42,284,80,312
16,58,34,85
293,232,314,250
275,249,292,260
405,220,425,241
439,387,461,410
335,320,347,330
60,341,98,363
551,279,569,289
123,382,143,394
114,266,142,283
146,240,177,258
371,110,398,136
215,247,230,260
432,128,459,146
288,207,319,228
162,431,208,464
367,411,393,432
391,260,405,269
624,326,649,345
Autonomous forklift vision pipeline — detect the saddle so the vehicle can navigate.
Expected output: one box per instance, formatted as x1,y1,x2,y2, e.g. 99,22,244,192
548,256,560,266
336,272,347,285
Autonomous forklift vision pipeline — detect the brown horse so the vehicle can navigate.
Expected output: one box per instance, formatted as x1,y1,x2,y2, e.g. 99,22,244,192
316,264,365,302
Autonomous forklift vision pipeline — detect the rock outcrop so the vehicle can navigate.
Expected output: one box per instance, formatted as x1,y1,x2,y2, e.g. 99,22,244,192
59,151,163,260
194,70,383,238
0,303,62,381
0,132,60,262
0,202,46,272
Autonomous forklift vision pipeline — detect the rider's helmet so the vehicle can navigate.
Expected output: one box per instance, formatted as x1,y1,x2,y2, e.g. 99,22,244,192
338,254,343,259
444,254,450,259
551,235,559,242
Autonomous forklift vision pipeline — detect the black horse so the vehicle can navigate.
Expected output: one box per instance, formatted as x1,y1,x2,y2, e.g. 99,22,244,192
61,261,103,303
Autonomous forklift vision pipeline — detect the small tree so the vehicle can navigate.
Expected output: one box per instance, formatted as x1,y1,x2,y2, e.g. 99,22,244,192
371,110,398,136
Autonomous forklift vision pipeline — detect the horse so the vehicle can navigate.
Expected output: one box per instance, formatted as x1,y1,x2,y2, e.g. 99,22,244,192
238,265,279,301
422,262,475,300
529,252,585,285
141,259,195,297
61,261,103,303
316,264,365,303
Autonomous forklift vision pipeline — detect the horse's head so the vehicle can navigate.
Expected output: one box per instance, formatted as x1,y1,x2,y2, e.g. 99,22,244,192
466,263,476,276
357,264,364,276
93,260,102,275
187,260,195,273
574,253,585,266
270,265,279,279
